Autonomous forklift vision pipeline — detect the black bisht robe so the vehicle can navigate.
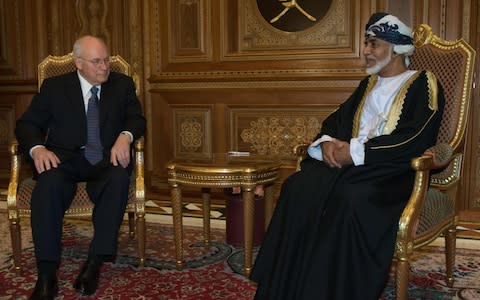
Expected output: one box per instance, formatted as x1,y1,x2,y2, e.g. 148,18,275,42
250,70,445,300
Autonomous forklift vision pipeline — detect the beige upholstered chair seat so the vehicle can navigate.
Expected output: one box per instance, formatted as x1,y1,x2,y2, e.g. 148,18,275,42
15,177,137,217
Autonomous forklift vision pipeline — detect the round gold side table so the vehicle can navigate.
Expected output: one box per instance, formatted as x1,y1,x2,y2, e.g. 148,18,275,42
166,153,280,276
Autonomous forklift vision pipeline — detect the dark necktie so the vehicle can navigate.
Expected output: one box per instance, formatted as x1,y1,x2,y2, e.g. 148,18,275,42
85,85,103,164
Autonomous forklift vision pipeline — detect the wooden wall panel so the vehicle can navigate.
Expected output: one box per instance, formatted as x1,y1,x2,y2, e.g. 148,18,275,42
0,0,479,225
230,0,354,56
169,0,211,61
0,103,15,146
151,0,369,83
462,0,480,220
229,106,328,158
0,101,15,183
146,0,480,227
0,1,22,78
146,0,373,196
172,105,213,159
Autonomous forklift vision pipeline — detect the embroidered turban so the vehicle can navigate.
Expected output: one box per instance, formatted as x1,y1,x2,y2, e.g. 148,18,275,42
365,13,415,65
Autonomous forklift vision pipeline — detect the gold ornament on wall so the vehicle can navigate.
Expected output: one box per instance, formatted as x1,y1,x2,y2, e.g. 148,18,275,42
270,0,317,24
257,0,333,32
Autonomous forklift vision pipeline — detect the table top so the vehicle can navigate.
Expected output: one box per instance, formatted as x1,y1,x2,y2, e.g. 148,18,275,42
167,153,280,173
166,152,281,187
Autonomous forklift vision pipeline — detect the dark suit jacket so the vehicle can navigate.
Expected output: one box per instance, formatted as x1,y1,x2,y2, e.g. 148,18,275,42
16,71,146,165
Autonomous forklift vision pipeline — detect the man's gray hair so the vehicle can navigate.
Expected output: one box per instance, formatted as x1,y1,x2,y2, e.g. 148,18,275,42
72,38,83,57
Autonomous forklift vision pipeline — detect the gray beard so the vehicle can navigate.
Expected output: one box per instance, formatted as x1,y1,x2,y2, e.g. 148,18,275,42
366,52,392,75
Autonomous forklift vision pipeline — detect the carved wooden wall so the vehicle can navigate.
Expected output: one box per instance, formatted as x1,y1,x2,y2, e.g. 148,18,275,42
0,0,479,226
0,0,144,183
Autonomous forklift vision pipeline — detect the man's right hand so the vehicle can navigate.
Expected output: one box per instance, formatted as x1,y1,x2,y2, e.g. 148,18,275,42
321,139,353,168
31,147,60,174
321,140,342,168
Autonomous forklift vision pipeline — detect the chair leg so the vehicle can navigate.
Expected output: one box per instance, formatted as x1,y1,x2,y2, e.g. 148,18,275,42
128,212,135,239
201,188,211,245
445,226,456,287
395,258,410,300
136,212,146,267
9,218,22,275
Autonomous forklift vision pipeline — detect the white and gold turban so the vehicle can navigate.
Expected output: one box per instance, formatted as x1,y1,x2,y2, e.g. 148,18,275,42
365,13,415,65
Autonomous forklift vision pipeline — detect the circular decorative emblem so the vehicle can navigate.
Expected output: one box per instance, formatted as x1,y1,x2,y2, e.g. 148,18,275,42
256,0,333,32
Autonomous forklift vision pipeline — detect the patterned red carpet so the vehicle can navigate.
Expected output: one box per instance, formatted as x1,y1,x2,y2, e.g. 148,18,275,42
1,213,479,299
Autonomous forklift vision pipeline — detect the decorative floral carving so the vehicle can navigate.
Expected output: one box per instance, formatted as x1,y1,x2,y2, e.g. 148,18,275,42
180,117,203,151
240,116,320,158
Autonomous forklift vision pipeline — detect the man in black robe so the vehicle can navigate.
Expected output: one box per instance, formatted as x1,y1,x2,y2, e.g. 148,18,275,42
250,13,445,300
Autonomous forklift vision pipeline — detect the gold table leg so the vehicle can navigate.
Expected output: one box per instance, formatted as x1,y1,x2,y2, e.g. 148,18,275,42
242,186,255,276
170,183,184,270
201,188,211,245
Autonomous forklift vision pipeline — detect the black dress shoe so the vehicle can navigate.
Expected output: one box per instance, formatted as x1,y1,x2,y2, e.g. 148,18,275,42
73,259,102,296
29,275,58,300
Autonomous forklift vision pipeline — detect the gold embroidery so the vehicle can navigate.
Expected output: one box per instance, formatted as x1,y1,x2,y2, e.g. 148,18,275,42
352,75,378,137
426,70,438,110
371,112,437,149
371,70,439,150
382,71,421,135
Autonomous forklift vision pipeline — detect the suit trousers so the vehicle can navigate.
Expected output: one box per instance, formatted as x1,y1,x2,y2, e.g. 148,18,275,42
30,155,130,263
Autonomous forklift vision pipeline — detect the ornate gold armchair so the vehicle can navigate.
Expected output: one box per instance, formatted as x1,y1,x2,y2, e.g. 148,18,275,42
7,53,146,274
293,24,475,300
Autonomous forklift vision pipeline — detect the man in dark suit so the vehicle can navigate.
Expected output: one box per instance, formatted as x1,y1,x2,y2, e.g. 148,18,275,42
15,35,146,299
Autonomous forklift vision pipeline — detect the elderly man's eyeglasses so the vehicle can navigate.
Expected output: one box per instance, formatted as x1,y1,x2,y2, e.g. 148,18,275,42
78,57,110,67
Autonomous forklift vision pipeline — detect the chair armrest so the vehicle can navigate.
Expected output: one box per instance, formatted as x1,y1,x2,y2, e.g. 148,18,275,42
134,137,144,155
423,143,453,169
293,143,310,171
133,137,145,208
7,140,22,215
410,143,452,172
8,139,21,182
134,137,145,177
293,143,309,157
397,160,431,246
293,142,452,173
397,143,453,246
